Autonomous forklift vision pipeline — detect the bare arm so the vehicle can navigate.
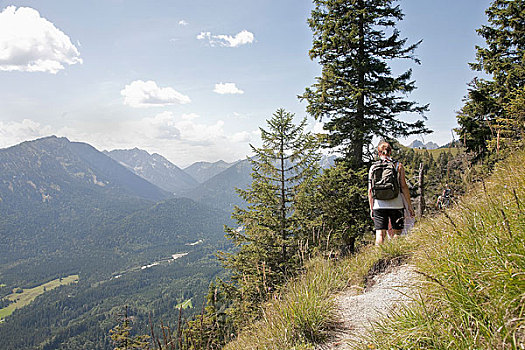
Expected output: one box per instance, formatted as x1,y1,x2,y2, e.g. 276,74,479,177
398,163,415,217
368,188,374,219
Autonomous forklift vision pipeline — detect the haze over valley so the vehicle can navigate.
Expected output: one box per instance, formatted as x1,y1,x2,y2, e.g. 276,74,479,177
0,136,244,349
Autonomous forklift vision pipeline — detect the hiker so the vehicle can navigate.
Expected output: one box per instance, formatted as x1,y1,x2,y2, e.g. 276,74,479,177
442,183,452,207
436,194,444,210
436,184,452,210
368,141,415,245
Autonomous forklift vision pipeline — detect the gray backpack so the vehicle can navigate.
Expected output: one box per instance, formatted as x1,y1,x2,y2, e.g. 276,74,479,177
370,160,400,200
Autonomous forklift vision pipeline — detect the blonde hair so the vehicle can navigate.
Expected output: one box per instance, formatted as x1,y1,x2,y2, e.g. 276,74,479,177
377,141,392,156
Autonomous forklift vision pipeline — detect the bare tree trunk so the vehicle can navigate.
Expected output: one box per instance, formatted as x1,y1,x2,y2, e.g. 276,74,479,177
354,0,365,168
417,162,425,217
280,132,286,264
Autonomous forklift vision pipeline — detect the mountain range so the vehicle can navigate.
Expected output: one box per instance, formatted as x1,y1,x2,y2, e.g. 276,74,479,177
184,160,236,183
103,145,252,210
104,148,199,195
0,135,341,349
0,136,238,349
407,140,440,150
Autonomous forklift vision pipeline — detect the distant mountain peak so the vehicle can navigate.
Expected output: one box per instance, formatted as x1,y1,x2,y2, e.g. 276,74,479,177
105,148,198,194
183,160,236,183
407,140,440,150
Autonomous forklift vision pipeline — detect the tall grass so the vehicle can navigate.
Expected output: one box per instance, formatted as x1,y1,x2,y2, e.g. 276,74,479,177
359,150,525,349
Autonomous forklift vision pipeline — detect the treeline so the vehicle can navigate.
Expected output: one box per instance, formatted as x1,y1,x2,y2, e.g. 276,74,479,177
111,0,523,349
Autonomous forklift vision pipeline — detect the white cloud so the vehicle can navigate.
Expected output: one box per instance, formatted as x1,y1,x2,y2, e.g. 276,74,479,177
0,112,257,167
178,20,188,26
197,29,255,47
138,112,181,139
0,119,54,147
121,80,191,108
0,6,82,73
230,131,256,143
181,113,199,121
214,82,244,95
102,112,253,164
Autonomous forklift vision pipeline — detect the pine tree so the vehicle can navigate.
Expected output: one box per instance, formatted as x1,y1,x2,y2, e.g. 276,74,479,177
471,0,524,99
302,0,430,166
296,162,369,255
182,280,234,350
110,306,150,350
221,109,321,326
457,0,524,156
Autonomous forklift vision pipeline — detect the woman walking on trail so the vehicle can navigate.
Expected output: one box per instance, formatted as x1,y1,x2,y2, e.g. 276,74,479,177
368,141,415,245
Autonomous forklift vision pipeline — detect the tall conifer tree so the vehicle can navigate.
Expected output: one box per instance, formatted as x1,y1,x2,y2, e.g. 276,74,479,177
221,109,320,325
457,0,524,155
302,0,430,166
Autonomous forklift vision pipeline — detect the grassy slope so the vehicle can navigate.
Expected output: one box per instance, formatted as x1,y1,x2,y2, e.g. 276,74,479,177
0,275,79,321
225,150,524,350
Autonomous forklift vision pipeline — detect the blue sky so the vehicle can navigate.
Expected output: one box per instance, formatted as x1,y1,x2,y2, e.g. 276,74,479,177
0,0,491,167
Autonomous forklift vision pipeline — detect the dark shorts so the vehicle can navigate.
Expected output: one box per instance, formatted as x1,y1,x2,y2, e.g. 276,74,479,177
373,209,404,230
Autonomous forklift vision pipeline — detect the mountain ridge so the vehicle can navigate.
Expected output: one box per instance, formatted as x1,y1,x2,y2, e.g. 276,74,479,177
105,148,199,195
184,160,236,183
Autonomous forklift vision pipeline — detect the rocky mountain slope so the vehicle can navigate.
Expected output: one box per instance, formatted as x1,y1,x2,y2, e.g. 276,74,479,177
105,148,199,195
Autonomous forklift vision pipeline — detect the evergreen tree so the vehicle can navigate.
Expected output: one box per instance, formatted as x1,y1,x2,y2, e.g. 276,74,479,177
471,0,524,99
296,162,369,255
182,280,234,350
302,0,430,166
221,109,321,326
110,307,150,350
457,0,524,156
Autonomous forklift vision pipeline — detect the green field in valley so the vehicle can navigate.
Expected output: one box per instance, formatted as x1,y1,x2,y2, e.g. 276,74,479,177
0,275,79,321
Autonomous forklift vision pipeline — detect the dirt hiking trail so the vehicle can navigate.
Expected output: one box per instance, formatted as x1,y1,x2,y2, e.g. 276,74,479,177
322,262,419,349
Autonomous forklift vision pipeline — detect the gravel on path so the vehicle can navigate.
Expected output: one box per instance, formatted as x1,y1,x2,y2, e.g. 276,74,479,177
321,264,419,349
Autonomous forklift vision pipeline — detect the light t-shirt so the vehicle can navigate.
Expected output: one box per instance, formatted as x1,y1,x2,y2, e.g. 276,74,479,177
369,157,404,210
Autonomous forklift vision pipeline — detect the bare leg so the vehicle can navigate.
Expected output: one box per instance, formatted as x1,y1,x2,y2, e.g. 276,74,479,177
375,230,387,245
388,229,402,239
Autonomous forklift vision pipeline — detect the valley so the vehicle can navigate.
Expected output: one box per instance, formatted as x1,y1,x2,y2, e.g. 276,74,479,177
0,275,79,321
0,136,240,349
0,136,339,349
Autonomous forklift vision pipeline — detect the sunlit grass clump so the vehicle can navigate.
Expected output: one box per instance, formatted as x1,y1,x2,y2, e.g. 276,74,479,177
361,150,525,349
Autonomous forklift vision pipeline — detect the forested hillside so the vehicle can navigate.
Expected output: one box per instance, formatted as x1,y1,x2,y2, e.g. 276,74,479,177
0,137,234,349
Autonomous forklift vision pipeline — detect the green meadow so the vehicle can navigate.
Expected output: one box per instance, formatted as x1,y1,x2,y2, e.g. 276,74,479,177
0,275,79,321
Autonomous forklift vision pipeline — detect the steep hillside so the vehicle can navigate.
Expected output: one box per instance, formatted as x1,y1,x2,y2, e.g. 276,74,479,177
105,148,198,194
224,150,525,350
